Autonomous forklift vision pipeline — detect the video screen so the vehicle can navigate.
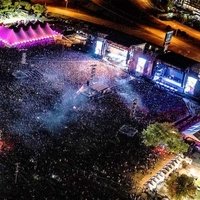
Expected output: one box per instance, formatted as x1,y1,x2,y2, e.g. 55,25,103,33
95,40,103,55
184,76,197,95
165,31,173,43
136,57,146,74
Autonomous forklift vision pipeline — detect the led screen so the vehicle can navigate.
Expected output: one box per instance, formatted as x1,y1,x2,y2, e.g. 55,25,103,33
184,76,197,95
136,57,146,74
105,44,128,68
95,40,103,55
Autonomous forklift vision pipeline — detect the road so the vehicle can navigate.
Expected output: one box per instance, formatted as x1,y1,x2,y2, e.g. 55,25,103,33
131,0,200,40
47,6,200,62
129,0,153,10
91,0,135,24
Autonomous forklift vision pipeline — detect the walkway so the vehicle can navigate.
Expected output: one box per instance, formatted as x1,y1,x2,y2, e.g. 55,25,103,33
132,154,175,191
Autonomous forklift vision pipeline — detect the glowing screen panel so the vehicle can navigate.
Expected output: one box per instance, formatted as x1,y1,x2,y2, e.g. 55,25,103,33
184,76,197,95
95,40,103,55
136,57,146,74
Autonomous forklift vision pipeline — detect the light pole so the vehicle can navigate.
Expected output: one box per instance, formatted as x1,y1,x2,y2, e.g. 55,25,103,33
15,162,20,184
173,25,178,36
65,0,68,8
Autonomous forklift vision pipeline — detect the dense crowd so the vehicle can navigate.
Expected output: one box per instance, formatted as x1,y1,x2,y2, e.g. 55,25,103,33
0,45,189,199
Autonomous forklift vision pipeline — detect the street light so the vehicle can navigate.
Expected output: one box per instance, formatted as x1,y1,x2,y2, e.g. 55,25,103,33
65,0,68,8
173,25,178,36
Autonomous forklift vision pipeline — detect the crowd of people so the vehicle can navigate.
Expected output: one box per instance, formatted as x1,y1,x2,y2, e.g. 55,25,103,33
0,44,190,199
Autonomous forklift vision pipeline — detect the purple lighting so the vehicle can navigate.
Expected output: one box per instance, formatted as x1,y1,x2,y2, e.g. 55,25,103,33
0,22,60,48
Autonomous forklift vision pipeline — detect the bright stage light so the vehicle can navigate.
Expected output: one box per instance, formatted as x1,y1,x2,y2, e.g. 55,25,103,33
184,76,197,95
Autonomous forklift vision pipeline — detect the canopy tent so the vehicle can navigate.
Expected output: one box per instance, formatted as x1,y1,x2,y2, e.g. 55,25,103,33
0,22,59,48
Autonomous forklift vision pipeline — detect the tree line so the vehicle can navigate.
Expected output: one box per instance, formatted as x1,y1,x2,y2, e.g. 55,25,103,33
0,0,46,17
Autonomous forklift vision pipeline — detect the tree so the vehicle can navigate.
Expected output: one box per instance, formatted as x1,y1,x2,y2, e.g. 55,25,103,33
166,173,197,200
142,122,189,154
167,0,174,8
24,2,32,11
14,1,31,11
31,3,46,17
14,1,22,10
0,0,12,8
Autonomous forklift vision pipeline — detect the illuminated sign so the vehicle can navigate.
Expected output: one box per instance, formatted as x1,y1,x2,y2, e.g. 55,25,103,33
164,31,174,44
163,31,174,52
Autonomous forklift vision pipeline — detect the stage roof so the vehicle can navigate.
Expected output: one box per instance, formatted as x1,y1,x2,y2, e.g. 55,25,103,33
156,52,199,70
0,22,59,48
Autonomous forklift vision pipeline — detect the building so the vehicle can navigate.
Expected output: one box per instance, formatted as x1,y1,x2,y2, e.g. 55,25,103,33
175,0,200,19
